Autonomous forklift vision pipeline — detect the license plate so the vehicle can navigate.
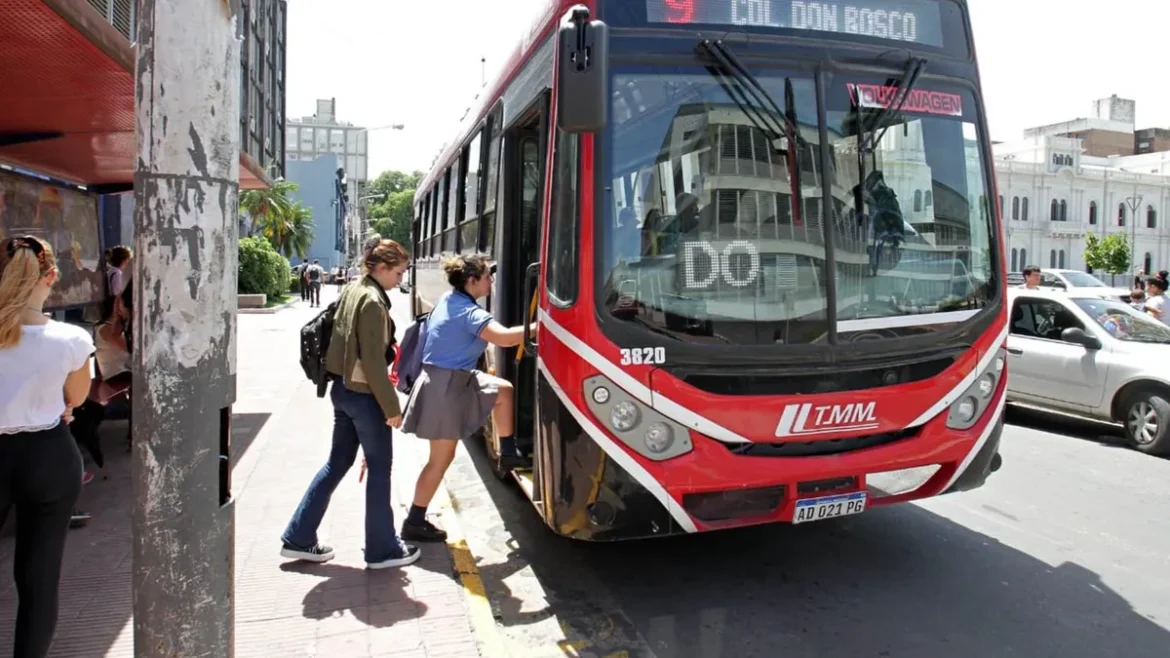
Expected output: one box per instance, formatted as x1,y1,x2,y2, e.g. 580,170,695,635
793,491,867,524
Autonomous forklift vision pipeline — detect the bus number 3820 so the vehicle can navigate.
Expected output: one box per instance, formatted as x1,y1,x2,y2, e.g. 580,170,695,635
620,347,667,366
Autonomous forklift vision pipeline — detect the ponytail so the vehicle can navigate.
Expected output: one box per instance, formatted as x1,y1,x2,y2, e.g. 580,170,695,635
0,236,56,349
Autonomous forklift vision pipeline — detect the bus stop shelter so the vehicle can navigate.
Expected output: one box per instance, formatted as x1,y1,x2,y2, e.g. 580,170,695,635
0,0,270,192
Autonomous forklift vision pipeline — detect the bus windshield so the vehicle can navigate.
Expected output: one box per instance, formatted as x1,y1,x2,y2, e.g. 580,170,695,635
598,63,996,346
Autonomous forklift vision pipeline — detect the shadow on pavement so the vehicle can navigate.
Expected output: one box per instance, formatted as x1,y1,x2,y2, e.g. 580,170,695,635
455,433,1170,658
279,561,428,628
1004,404,1132,449
0,412,272,657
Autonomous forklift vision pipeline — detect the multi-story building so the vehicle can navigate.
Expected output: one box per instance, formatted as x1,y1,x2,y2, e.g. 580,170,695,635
286,99,368,208
1136,128,1170,155
286,153,348,270
84,0,288,182
239,0,289,179
995,131,1170,280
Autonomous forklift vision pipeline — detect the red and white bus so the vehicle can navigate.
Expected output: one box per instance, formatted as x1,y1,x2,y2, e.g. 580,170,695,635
410,0,1006,540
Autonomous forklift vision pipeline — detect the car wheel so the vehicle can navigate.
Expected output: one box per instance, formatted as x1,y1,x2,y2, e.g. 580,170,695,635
1123,391,1170,456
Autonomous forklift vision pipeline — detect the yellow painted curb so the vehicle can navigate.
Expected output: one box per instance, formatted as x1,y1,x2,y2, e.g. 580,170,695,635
434,484,510,658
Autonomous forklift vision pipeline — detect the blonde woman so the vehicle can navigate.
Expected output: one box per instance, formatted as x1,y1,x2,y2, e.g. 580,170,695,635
0,236,93,658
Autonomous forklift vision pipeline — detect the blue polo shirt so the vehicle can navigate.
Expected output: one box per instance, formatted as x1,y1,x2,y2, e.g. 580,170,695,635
422,291,494,371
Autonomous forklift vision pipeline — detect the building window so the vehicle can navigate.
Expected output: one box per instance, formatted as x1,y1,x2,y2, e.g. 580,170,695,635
1011,248,1018,272
1059,200,1067,222
913,190,923,212
1145,252,1153,274
1019,248,1027,269
1049,249,1057,268
1012,196,1019,220
1147,205,1157,229
998,195,1004,219
1021,197,1029,221
924,190,933,207
1089,201,1097,225
1050,199,1058,221
1118,203,1126,227
1058,250,1066,269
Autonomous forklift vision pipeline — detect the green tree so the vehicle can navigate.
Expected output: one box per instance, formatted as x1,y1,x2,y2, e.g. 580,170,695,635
370,189,414,248
1084,233,1131,280
238,236,291,298
239,174,299,238
367,169,424,252
367,170,424,198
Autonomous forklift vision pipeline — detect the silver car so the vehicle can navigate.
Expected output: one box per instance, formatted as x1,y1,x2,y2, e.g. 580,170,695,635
1006,288,1170,455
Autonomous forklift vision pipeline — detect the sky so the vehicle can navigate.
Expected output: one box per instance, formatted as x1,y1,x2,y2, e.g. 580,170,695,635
285,0,1167,178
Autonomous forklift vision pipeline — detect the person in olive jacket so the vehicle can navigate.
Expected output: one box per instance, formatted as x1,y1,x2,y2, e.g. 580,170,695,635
279,239,421,569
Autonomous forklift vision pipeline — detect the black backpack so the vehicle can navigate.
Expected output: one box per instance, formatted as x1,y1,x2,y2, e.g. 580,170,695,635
300,300,338,397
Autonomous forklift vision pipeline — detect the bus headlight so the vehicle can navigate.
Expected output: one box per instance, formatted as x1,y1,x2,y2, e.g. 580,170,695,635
644,423,673,453
610,401,640,432
976,373,995,398
946,347,1006,430
583,375,693,461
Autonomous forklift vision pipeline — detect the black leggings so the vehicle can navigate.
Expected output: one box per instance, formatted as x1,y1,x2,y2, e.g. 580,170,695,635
0,423,83,658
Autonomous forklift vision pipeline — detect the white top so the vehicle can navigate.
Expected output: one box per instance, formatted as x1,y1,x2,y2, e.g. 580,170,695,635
0,321,94,435
1146,295,1169,326
94,322,130,379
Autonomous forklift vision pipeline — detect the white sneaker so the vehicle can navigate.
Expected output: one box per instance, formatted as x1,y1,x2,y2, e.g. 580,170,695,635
366,544,421,569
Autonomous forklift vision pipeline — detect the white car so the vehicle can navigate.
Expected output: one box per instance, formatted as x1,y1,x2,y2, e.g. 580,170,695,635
1006,288,1170,455
1039,268,1132,302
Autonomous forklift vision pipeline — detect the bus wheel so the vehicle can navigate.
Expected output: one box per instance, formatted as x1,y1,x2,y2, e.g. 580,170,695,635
1123,390,1170,456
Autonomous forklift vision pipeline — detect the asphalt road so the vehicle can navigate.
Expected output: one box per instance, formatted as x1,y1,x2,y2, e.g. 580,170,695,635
442,404,1170,658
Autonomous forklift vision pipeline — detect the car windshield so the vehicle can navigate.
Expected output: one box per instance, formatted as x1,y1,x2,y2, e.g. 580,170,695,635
1073,298,1170,343
598,64,997,346
1061,271,1107,287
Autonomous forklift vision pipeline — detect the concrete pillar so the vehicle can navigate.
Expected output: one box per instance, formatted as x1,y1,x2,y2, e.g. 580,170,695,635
131,1,239,655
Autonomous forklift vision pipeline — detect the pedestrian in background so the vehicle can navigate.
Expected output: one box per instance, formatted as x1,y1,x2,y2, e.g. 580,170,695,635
296,259,309,303
0,236,94,658
306,259,323,307
280,239,420,569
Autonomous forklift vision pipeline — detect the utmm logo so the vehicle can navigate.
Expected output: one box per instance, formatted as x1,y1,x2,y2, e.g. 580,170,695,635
775,402,880,437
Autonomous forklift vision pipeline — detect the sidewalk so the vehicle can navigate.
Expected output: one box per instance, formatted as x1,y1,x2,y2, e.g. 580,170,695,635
0,287,481,658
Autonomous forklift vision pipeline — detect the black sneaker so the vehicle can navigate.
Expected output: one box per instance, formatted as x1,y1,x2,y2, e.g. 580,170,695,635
280,542,335,563
69,510,92,528
367,544,421,569
401,519,448,543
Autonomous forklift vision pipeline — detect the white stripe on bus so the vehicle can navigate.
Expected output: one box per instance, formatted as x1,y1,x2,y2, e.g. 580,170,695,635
536,357,699,534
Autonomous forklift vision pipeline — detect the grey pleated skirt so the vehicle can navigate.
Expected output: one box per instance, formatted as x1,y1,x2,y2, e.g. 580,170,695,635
401,364,500,440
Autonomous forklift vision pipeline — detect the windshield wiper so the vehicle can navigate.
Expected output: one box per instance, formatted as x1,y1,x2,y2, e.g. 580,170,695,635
696,40,807,225
696,40,806,148
858,57,927,154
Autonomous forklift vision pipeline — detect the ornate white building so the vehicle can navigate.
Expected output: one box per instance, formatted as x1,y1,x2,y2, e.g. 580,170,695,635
995,101,1170,279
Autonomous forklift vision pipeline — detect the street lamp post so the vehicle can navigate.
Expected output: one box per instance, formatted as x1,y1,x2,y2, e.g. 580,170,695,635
1127,191,1143,273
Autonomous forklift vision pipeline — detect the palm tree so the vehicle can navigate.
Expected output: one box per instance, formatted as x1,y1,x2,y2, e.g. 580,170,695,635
254,201,314,260
239,175,299,238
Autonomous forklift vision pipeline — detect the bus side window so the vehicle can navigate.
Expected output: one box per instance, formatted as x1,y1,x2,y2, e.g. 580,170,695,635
546,130,580,306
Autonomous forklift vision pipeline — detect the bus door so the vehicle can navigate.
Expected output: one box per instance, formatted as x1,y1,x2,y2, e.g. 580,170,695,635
495,94,550,469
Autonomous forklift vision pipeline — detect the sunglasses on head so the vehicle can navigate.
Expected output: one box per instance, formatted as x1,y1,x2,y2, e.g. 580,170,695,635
5,235,44,257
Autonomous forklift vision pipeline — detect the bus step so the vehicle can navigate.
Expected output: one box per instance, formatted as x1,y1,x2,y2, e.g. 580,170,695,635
511,468,536,500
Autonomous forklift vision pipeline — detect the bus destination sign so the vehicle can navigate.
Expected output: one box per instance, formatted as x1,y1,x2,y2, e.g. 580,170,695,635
644,0,945,48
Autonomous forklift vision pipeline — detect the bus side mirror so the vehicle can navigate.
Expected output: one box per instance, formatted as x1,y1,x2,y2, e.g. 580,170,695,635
557,5,609,133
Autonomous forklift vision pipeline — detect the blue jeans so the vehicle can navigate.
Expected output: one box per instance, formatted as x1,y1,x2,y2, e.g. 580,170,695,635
281,383,403,562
